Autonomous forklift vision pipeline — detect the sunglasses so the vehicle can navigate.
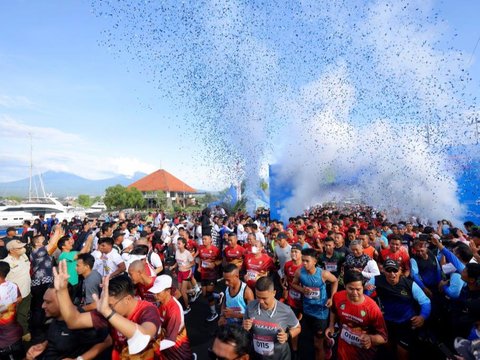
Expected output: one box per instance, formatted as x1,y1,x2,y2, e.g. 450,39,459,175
208,348,242,360
385,268,399,273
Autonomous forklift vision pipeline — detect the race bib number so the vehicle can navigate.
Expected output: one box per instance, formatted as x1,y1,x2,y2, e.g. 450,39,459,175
201,260,210,268
253,334,274,356
304,287,320,299
340,326,362,347
246,270,258,281
288,289,302,300
325,263,337,272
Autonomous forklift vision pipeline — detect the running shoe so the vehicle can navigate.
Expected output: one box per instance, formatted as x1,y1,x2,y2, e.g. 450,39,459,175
184,306,192,315
190,287,202,303
206,312,219,322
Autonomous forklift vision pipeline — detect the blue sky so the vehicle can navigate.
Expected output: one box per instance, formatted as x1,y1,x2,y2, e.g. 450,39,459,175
0,0,479,192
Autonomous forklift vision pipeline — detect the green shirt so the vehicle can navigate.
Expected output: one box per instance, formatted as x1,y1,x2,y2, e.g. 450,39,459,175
59,251,79,285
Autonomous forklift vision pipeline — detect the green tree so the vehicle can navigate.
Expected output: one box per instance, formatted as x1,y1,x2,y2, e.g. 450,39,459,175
92,195,102,204
77,194,93,208
104,185,128,210
126,187,145,209
0,196,23,202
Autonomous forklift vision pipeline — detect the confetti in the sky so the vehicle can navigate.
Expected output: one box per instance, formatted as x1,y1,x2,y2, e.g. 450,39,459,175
90,0,478,222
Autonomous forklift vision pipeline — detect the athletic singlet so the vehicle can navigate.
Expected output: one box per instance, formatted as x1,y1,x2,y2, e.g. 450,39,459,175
299,267,328,319
413,251,440,288
225,282,248,325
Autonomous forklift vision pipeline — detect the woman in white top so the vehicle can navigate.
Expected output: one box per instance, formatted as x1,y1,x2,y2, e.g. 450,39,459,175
173,237,195,314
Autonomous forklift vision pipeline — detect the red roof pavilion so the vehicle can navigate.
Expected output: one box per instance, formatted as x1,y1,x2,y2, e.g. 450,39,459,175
127,169,196,193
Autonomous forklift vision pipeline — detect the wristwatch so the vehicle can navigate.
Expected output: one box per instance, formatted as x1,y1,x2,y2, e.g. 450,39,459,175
77,356,84,360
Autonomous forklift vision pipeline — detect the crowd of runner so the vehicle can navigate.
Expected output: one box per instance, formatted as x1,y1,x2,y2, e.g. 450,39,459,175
1,204,480,359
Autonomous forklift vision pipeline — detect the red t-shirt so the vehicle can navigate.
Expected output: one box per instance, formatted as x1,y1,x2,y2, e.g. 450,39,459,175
157,296,192,359
287,224,297,233
244,253,274,288
243,243,266,256
224,244,246,263
136,276,157,304
305,235,319,247
284,260,303,309
286,235,297,245
380,248,410,271
92,300,160,360
198,245,221,280
332,291,387,360
186,239,198,256
358,221,369,230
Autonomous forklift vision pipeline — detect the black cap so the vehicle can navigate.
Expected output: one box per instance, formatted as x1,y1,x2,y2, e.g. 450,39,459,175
291,243,303,251
277,232,288,240
423,226,435,234
383,259,399,271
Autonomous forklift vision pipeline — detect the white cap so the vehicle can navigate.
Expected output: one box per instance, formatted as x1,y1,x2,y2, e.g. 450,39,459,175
148,275,172,294
122,239,134,249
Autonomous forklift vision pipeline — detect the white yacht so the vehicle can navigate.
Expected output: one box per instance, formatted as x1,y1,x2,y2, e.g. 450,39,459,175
85,201,107,217
0,197,83,228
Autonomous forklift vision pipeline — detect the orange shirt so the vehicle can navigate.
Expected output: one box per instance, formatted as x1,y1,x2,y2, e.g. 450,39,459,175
362,246,376,259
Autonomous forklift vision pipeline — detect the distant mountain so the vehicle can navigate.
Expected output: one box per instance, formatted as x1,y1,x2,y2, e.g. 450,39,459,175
0,171,147,197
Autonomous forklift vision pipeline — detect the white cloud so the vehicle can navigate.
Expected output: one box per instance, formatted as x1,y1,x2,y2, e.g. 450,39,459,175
0,117,159,182
0,94,35,109
106,156,157,178
0,115,82,144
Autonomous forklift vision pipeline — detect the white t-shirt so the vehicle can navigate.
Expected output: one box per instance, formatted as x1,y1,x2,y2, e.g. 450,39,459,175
0,280,20,313
175,250,194,271
255,231,266,245
274,244,292,276
237,224,248,243
92,250,125,277
148,251,163,270
195,225,203,244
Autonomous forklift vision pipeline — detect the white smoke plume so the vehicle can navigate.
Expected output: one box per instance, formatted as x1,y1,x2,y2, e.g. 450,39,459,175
90,0,476,222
